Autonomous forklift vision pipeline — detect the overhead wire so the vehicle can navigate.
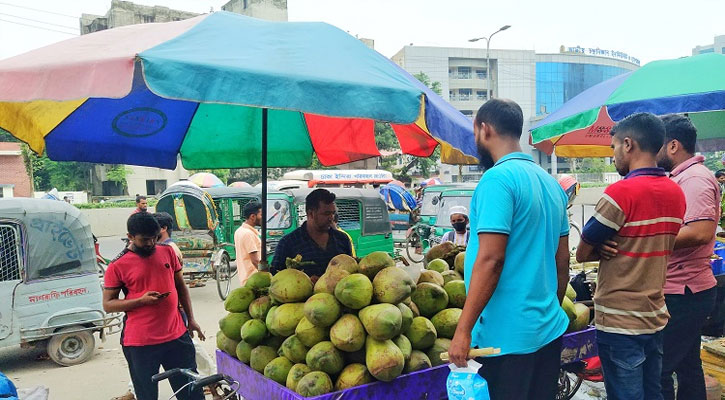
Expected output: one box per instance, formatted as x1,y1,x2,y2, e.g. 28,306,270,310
0,17,77,35
0,11,78,30
0,1,77,18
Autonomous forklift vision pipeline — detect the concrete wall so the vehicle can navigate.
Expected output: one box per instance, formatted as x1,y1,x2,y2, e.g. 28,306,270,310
222,0,288,21
80,207,138,237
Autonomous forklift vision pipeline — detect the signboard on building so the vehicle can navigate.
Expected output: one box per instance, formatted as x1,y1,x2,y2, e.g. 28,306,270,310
560,45,640,66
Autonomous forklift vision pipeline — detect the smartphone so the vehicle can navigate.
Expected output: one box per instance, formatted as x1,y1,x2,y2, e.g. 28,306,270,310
158,291,171,298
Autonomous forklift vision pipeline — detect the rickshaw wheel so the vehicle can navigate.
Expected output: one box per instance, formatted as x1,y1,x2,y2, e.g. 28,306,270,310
216,253,232,301
47,326,95,366
405,231,425,263
556,369,583,400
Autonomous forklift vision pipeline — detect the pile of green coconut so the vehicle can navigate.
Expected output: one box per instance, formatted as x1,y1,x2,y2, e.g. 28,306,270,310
216,243,467,397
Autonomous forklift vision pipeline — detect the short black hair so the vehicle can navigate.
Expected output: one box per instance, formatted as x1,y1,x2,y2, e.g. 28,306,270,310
243,201,262,219
474,99,524,139
153,212,174,235
661,114,697,154
306,188,336,212
610,112,665,155
716,169,725,179
136,194,147,204
127,212,161,237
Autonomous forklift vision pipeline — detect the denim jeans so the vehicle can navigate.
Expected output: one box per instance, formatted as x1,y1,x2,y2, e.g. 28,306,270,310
597,330,664,400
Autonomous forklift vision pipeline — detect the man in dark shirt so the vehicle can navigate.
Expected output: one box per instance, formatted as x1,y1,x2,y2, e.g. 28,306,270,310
271,189,353,279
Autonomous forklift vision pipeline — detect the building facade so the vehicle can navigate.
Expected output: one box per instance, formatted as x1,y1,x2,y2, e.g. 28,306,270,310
692,35,725,55
392,45,638,182
79,0,289,196
0,143,32,198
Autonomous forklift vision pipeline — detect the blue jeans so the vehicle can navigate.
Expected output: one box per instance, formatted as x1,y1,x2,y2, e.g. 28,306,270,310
597,330,664,400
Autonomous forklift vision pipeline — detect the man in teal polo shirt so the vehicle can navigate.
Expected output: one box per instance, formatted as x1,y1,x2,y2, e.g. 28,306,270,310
449,99,571,400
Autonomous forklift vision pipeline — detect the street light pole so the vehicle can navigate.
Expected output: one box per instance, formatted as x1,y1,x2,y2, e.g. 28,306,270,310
469,25,511,100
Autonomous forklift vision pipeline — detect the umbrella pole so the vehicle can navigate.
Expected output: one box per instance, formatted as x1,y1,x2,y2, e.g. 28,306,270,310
261,107,269,270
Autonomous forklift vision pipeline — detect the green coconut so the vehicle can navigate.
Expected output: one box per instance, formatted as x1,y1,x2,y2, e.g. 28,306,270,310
417,270,445,286
265,305,278,330
240,318,267,346
334,363,374,391
431,308,461,339
397,303,414,333
216,331,240,357
444,280,467,309
306,341,345,375
313,268,350,295
304,293,342,327
425,242,456,264
561,297,577,321
411,282,449,317
250,346,278,373
405,350,432,373
329,314,366,352
269,268,314,303
426,258,449,273
261,335,285,351
441,270,463,285
372,267,416,304
279,335,309,364
359,303,403,341
264,356,294,384
327,254,360,274
393,334,412,363
405,316,437,350
365,337,405,382
454,252,465,275
218,312,251,341
426,338,452,367
235,340,254,364
566,283,577,301
286,363,312,392
295,316,329,348
358,251,395,279
245,271,272,291
249,296,273,320
568,302,591,332
295,371,333,397
224,287,256,312
334,273,373,310
268,303,305,337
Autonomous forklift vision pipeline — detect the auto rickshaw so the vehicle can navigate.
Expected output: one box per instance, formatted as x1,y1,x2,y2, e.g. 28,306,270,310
156,184,233,300
0,198,121,366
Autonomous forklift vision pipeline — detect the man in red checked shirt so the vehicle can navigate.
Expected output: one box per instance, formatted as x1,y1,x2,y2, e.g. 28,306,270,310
103,213,204,400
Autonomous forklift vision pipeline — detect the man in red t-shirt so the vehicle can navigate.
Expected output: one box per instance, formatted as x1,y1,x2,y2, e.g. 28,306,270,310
103,213,204,400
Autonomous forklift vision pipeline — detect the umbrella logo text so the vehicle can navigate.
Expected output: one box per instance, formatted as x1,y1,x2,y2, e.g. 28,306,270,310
112,107,168,138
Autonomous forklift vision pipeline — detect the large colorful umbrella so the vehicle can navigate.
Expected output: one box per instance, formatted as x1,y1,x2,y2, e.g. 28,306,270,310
380,184,417,211
531,53,725,154
229,181,252,188
421,177,442,186
188,172,224,188
0,12,478,260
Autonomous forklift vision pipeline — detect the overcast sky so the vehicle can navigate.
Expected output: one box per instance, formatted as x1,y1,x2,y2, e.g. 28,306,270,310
0,0,723,64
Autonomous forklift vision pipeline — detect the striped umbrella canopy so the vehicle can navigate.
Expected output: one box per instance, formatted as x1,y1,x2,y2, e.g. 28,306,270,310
0,11,478,168
421,177,442,186
531,53,725,155
229,181,252,188
380,184,417,211
188,172,224,188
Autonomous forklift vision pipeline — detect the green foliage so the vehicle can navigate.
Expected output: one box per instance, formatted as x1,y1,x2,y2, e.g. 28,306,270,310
570,158,616,173
228,168,291,186
76,198,158,209
413,72,442,96
704,152,724,172
106,165,132,188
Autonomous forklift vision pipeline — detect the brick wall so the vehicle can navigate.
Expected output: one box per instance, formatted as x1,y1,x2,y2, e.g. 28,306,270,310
0,142,32,197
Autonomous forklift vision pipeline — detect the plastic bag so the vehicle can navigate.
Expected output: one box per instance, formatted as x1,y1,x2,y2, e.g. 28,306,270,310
446,359,490,400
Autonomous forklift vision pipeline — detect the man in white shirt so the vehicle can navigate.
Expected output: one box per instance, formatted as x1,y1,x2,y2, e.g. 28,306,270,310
441,206,470,247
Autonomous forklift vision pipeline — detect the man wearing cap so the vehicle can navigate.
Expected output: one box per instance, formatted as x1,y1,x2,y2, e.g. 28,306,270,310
441,206,470,247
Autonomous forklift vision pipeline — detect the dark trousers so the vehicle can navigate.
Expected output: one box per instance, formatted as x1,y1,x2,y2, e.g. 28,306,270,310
122,332,203,400
661,286,717,400
475,336,562,400
598,330,664,400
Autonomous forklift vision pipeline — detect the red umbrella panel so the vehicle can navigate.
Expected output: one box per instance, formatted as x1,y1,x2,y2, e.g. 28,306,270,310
532,107,615,158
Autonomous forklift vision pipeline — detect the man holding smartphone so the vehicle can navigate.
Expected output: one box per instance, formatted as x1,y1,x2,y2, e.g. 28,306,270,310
103,212,204,400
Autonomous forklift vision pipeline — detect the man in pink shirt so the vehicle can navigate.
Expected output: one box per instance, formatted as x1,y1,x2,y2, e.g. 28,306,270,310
234,202,262,285
657,114,719,400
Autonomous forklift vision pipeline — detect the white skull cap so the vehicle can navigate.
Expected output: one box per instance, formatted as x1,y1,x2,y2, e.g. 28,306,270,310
449,206,468,218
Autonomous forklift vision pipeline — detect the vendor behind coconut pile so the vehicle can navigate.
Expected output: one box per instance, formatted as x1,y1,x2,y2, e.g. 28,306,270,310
441,205,470,247
270,188,353,281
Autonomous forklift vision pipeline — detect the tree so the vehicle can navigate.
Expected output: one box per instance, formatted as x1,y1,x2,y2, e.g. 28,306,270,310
413,72,442,96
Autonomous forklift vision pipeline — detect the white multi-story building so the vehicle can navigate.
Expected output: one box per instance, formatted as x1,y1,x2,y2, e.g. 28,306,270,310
392,45,640,181
693,35,725,55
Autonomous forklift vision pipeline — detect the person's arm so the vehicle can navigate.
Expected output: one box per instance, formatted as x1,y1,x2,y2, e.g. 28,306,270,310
576,194,626,263
448,233,508,367
102,287,162,313
556,236,569,303
249,251,261,268
175,270,205,340
674,220,718,250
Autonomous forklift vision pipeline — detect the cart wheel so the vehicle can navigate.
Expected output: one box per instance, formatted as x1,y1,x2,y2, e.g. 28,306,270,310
216,253,232,301
47,326,96,366
556,369,583,400
405,232,425,263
